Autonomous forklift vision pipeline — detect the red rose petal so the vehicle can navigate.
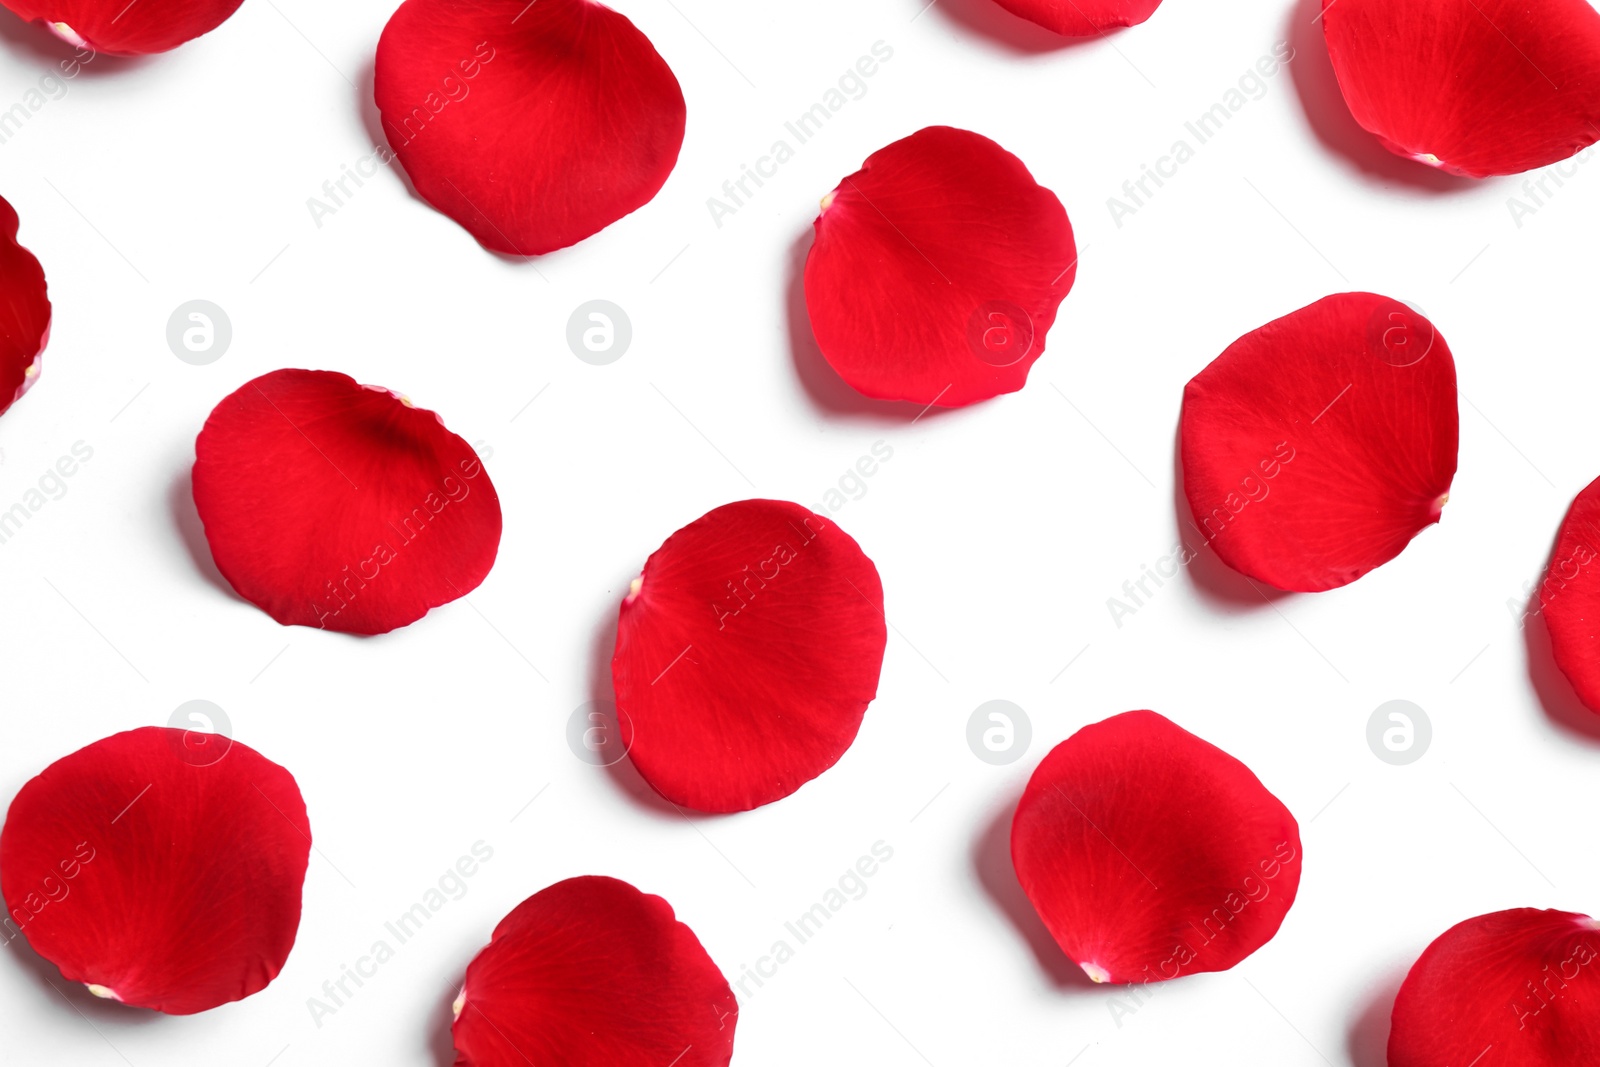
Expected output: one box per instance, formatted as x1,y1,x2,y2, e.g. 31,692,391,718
192,369,501,635
612,499,886,813
452,876,736,1066
1389,908,1600,1067
1323,0,1600,177
1011,710,1301,984
0,0,243,53
1537,477,1600,711
804,126,1076,407
0,727,310,1014
991,0,1161,36
375,0,686,256
1180,292,1458,593
0,194,50,419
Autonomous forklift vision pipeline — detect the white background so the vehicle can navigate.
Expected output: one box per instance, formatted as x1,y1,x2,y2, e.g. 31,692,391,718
2,0,1598,1063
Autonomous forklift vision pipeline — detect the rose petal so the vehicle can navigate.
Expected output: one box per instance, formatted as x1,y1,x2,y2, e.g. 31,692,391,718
375,0,686,255
991,0,1161,36
0,727,309,1014
1180,292,1458,592
1323,0,1600,177
452,876,736,1066
804,126,1076,407
1389,908,1600,1067
1537,477,1600,711
1011,710,1302,984
0,0,244,53
612,499,886,813
192,369,502,635
0,194,50,419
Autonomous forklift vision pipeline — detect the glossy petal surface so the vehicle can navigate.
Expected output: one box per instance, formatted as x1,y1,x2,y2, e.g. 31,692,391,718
192,369,502,634
1011,710,1301,984
0,727,309,1014
612,500,886,813
453,876,736,1067
1180,292,1458,592
805,126,1076,407
375,0,686,255
1538,476,1600,711
0,0,244,53
992,0,1161,35
1390,909,1600,1067
1323,0,1600,176
0,194,49,418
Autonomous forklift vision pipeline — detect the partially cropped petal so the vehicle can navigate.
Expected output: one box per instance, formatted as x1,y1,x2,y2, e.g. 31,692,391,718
453,876,736,1066
375,0,686,255
1389,909,1600,1067
1323,0,1600,176
0,194,50,419
992,0,1161,36
1538,477,1600,711
0,0,244,53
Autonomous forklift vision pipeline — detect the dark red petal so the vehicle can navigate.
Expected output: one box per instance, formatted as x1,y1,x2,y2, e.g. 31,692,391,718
1389,909,1600,1067
804,126,1076,407
0,194,50,419
374,0,686,256
452,876,736,1067
1011,710,1301,985
0,0,242,53
612,500,886,813
192,369,502,635
1323,0,1600,177
1537,477,1600,711
0,727,310,1014
991,0,1161,36
1180,292,1458,593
